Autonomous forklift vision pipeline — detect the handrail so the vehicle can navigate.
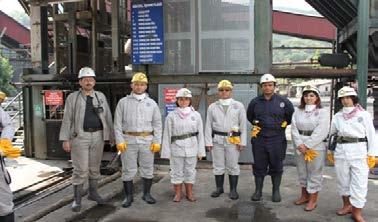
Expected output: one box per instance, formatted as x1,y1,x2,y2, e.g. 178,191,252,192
4,91,23,110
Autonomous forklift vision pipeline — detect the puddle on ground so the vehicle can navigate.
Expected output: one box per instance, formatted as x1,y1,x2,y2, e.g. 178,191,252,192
206,201,279,222
73,204,117,222
37,170,61,177
75,176,164,222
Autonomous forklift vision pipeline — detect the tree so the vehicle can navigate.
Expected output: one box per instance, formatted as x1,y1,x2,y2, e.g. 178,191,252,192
0,56,16,96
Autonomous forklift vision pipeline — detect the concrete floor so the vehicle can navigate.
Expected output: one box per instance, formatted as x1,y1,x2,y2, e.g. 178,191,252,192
36,165,378,222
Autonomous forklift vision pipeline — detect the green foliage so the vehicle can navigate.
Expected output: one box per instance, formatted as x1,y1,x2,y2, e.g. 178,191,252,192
273,34,332,64
0,56,16,96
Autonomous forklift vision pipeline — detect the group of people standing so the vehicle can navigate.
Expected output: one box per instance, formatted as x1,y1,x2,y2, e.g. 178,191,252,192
0,67,376,222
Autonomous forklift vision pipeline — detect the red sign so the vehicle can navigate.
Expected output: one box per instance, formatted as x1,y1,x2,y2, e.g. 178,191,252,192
163,88,179,103
44,90,64,106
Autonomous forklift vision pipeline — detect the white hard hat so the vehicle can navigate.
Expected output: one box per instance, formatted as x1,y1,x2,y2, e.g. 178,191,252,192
78,67,96,79
338,86,357,98
260,73,276,84
302,85,320,96
175,88,192,98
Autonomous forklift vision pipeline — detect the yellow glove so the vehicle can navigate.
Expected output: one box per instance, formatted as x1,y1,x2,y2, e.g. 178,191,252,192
228,136,241,145
150,143,161,153
116,142,127,153
0,138,21,158
281,121,288,128
304,149,319,162
367,156,376,169
327,150,334,165
250,125,261,138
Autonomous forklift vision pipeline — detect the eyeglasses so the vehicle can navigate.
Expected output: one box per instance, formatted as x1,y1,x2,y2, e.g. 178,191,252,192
218,89,231,92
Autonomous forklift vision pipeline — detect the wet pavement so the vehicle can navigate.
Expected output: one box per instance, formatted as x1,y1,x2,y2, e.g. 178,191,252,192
60,166,378,222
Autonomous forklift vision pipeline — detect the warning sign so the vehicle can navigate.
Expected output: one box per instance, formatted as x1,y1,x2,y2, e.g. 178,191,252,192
44,90,64,106
163,88,179,103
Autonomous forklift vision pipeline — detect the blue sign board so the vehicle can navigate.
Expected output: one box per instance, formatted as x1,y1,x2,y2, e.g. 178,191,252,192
131,0,164,64
165,103,177,117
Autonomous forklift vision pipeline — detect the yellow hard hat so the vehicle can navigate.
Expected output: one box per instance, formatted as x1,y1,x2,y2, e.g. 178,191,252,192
0,91,6,100
131,72,148,83
218,80,233,89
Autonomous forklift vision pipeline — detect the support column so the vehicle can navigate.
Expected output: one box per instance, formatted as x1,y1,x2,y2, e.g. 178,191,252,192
30,5,49,74
91,0,98,72
357,0,370,108
112,0,121,72
254,0,272,75
31,85,47,159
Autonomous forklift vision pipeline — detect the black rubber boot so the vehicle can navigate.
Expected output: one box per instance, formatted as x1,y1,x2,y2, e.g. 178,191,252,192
229,175,239,200
0,212,14,222
122,180,133,208
211,174,224,198
271,175,282,202
141,178,156,204
251,177,264,201
88,179,105,205
71,184,83,212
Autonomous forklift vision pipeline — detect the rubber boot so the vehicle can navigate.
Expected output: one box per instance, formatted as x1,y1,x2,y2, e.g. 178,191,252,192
71,184,83,212
229,175,239,200
122,180,133,208
173,183,182,202
142,178,156,204
88,179,105,205
185,183,196,202
271,175,282,202
211,175,224,198
294,187,310,205
0,212,14,222
336,196,352,216
351,206,366,222
251,177,264,201
304,192,318,211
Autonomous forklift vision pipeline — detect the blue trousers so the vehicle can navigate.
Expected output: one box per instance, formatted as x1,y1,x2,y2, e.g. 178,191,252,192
251,134,287,177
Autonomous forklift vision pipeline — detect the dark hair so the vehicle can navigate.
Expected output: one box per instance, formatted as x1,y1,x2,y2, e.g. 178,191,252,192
298,91,322,109
338,96,359,105
175,98,192,107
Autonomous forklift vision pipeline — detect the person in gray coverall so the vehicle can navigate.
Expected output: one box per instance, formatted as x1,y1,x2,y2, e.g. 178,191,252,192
114,72,162,208
0,105,16,222
205,80,247,200
59,67,114,212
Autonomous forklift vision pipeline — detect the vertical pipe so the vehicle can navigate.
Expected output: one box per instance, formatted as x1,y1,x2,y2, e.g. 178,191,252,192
91,0,98,72
357,0,370,108
112,0,120,72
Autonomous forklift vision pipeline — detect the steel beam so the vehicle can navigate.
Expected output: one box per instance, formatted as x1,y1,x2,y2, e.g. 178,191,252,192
254,0,271,74
357,0,369,108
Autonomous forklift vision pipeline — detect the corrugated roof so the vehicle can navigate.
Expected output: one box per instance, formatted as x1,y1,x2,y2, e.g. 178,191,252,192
305,0,357,29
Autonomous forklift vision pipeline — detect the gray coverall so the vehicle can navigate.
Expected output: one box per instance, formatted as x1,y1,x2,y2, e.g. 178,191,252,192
291,106,329,193
0,107,15,217
59,90,113,185
205,99,247,176
114,93,162,181
161,109,205,184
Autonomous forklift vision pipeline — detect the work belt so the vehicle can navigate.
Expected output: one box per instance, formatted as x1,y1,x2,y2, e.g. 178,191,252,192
0,156,11,185
124,131,153,137
212,130,241,137
298,130,313,136
336,136,367,144
171,132,198,143
84,127,103,132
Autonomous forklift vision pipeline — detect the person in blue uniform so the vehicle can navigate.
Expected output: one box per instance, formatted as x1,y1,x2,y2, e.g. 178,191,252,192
247,73,294,202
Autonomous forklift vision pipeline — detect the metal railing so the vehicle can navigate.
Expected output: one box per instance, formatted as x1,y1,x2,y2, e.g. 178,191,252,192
3,91,23,130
